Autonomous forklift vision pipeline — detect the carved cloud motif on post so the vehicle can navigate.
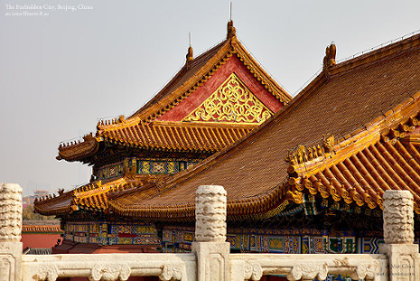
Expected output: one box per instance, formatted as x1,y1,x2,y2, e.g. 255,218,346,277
195,185,227,242
383,190,414,244
0,183,22,242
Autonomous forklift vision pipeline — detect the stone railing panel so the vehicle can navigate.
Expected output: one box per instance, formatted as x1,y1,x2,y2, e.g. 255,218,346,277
230,254,387,281
22,253,196,281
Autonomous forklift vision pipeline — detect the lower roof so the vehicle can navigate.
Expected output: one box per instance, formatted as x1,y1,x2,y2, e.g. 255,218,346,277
34,175,164,215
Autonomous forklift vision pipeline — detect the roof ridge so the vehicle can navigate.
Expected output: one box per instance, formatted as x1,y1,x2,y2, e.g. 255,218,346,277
294,32,420,97
329,32,420,77
232,38,291,103
336,30,420,64
189,40,228,67
129,39,231,119
135,40,233,120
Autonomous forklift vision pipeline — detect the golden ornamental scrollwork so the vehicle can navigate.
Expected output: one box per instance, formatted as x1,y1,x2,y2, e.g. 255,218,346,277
183,73,273,123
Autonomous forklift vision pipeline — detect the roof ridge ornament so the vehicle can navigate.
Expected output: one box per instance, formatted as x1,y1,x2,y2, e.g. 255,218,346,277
323,42,336,72
186,32,194,66
286,134,335,166
186,46,194,63
227,20,236,39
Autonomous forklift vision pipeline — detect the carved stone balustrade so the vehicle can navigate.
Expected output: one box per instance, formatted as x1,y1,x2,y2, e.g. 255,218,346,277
230,254,387,281
22,253,196,281
0,184,419,281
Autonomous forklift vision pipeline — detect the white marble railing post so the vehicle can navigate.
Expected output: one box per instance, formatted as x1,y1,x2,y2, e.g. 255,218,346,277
380,190,419,281
0,183,23,281
192,185,230,281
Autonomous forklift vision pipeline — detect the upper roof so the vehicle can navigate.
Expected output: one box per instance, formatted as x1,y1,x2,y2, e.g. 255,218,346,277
58,21,291,162
109,32,420,219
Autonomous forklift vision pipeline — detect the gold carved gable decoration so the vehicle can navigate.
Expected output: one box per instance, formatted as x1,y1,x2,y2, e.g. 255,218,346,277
183,73,273,123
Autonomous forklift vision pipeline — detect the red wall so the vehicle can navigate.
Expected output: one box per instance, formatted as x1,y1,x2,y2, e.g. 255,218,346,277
21,233,61,249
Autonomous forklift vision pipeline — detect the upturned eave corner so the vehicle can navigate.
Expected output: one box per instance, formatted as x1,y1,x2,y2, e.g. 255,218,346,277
285,93,420,215
57,133,100,162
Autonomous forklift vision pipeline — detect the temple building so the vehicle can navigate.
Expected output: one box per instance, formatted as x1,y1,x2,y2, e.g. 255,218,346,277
35,24,420,261
35,21,291,253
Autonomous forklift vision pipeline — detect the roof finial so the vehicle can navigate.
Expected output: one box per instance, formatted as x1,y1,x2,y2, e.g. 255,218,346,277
323,42,336,71
230,2,232,21
186,32,194,63
227,20,236,39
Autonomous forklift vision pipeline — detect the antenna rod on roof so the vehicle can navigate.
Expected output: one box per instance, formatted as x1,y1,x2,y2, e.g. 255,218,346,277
189,32,191,47
226,3,236,39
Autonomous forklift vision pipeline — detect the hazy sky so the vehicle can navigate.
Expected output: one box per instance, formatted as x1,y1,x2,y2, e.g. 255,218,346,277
1,0,420,195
